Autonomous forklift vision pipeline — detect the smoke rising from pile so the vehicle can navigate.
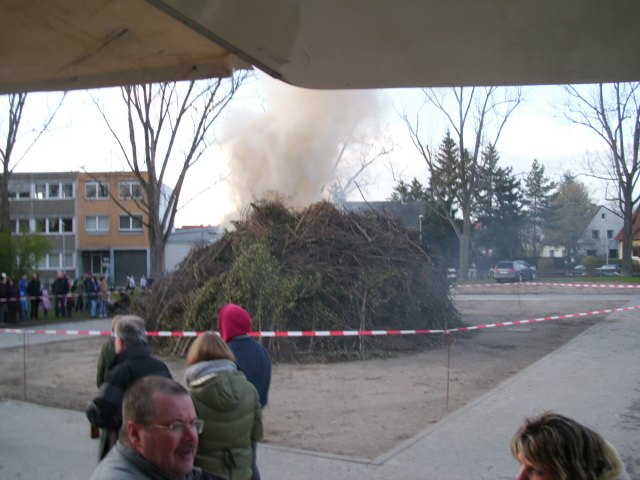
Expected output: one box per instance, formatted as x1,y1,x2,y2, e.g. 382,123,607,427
222,78,383,215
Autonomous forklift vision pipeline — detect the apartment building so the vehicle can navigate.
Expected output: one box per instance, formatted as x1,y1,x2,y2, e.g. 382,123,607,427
76,172,150,286
8,172,77,284
8,171,152,286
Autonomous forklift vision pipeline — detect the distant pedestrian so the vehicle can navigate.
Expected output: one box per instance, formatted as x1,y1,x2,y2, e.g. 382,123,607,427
18,274,29,320
139,274,147,294
41,286,51,320
0,272,7,323
126,274,136,294
27,273,41,320
217,304,271,480
52,271,69,318
5,276,20,324
511,411,626,480
98,276,108,318
84,272,98,318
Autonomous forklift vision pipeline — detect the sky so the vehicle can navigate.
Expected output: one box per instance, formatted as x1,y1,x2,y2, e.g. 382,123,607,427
7,74,608,229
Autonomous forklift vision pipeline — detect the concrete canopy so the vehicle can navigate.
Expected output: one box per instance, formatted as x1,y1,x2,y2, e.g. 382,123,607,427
1,0,640,94
0,0,250,94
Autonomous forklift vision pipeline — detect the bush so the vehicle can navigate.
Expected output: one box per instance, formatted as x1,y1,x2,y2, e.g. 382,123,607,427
135,200,461,357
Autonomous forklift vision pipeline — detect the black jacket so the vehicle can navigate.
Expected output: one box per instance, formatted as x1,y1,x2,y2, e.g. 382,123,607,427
86,344,172,431
27,279,41,299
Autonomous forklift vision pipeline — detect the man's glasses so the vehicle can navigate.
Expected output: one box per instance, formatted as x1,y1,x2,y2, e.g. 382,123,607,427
144,419,205,435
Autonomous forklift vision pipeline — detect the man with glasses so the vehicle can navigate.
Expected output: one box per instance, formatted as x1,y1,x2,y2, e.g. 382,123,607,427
87,315,172,460
90,376,225,479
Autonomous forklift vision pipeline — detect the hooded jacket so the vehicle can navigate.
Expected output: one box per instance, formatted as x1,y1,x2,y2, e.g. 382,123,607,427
599,441,626,480
217,304,271,407
185,359,263,480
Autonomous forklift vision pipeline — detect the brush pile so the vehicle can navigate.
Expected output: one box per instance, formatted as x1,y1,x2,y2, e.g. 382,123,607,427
135,199,461,359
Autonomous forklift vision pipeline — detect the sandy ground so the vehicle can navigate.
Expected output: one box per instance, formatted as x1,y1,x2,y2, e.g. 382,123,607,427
0,283,636,459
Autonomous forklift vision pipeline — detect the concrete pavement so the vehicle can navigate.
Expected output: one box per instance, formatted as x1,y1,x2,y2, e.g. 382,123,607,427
1,297,638,479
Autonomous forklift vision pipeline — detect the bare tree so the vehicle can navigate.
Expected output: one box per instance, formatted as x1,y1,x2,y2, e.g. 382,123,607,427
402,87,522,279
324,132,393,207
0,93,65,231
94,76,246,279
563,83,640,274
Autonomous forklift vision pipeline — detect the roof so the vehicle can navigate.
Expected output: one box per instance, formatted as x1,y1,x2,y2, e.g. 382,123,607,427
344,201,423,230
166,226,220,244
615,208,640,241
2,1,640,93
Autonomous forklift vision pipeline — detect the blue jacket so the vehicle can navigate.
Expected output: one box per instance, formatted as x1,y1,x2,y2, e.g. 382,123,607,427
228,335,271,407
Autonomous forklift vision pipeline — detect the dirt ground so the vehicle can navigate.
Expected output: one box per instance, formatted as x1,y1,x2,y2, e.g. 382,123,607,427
0,283,636,459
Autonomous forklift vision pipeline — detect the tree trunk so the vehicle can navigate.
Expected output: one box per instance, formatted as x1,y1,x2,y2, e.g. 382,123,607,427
458,214,471,280
0,167,10,233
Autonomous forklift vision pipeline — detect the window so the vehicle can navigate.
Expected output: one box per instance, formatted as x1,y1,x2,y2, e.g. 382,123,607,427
35,183,47,199
49,183,60,198
8,186,30,199
86,181,109,199
61,183,74,198
37,252,75,270
16,219,30,234
48,254,61,268
34,217,74,234
607,229,613,239
549,249,555,257
119,180,143,200
601,213,606,219
61,218,73,233
119,215,143,232
63,253,74,268
592,230,599,240
86,215,109,233
35,218,46,233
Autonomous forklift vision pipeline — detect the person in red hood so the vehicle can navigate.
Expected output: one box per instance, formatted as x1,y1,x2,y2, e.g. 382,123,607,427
217,303,271,480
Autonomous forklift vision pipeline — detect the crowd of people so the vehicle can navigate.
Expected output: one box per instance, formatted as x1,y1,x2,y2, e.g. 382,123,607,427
88,303,271,480
0,271,151,324
1,274,629,479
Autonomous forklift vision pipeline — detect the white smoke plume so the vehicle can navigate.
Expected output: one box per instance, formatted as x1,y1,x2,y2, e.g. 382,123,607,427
221,77,384,217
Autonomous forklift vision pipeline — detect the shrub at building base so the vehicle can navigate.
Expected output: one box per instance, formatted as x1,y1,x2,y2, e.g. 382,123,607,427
135,200,461,358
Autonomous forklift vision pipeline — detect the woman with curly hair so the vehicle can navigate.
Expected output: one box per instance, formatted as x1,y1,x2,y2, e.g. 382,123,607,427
511,412,626,480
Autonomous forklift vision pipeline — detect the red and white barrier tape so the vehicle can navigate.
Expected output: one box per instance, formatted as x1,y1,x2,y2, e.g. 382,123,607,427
1,305,638,337
454,281,640,289
1,281,637,304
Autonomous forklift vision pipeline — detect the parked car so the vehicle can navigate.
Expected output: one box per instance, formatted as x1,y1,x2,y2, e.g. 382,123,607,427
594,264,621,276
567,265,586,277
493,260,537,283
446,268,457,284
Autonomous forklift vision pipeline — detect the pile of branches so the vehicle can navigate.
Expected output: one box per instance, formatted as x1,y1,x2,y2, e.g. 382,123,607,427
135,199,461,359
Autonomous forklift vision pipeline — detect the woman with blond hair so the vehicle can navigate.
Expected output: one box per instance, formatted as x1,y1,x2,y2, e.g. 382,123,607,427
185,332,263,480
511,412,626,480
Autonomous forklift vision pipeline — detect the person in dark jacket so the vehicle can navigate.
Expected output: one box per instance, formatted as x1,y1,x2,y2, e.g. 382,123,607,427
0,273,8,323
86,315,172,461
26,273,41,320
185,332,263,480
5,276,21,324
217,304,271,480
51,270,70,318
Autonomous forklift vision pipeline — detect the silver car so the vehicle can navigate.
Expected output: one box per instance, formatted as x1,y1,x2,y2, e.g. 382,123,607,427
493,260,536,283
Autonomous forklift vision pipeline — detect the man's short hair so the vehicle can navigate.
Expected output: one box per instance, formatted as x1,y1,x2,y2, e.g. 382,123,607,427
123,376,189,426
114,315,147,347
